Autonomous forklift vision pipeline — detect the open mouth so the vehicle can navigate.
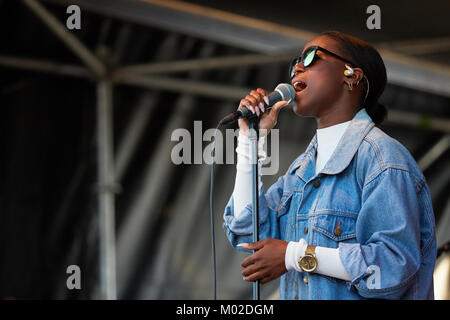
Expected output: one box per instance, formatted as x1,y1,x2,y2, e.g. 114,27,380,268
293,80,307,92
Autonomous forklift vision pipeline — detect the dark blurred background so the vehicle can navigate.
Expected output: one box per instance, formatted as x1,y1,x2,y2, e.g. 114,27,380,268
0,0,449,299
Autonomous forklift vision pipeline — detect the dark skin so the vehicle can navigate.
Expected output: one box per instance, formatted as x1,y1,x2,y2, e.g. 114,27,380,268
236,35,365,284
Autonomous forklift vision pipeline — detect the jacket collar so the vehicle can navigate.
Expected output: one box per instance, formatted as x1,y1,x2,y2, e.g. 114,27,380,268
289,108,375,180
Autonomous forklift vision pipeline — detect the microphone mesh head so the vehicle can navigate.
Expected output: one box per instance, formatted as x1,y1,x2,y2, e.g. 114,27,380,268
275,83,295,103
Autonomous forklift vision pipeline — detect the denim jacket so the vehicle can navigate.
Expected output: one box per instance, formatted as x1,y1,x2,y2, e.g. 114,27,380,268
223,108,436,300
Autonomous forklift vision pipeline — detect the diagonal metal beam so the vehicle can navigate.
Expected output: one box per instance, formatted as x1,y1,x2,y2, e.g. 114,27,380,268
418,134,450,172
0,55,94,78
115,93,156,183
44,0,314,53
113,52,295,78
115,75,249,101
377,37,450,56
387,110,450,134
379,49,450,97
22,0,106,77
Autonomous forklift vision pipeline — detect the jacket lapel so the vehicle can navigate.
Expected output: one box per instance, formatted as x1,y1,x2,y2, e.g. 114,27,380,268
288,108,375,180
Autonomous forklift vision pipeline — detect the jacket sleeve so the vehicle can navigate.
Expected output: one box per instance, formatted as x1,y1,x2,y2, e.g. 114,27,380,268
338,167,434,299
223,174,285,253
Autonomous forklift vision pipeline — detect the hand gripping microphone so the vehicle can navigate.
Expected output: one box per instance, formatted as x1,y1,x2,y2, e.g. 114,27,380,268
219,83,295,126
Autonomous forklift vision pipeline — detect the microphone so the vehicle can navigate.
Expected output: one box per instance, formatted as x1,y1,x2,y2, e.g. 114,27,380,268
219,83,295,126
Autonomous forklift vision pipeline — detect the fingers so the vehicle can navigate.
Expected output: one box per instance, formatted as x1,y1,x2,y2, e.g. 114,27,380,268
247,95,260,117
246,93,260,116
271,100,289,114
241,257,268,282
256,88,269,105
260,276,272,284
268,100,289,122
238,239,266,253
243,272,273,284
241,262,261,278
239,99,255,115
241,253,255,269
239,238,287,284
241,262,273,283
243,270,268,282
239,240,267,269
249,89,267,114
238,88,268,117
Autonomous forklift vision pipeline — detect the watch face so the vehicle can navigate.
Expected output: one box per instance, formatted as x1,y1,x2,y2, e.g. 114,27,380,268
300,255,317,272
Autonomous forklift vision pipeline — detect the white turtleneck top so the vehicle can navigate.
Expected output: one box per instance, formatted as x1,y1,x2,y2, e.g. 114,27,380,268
315,120,351,174
233,121,352,281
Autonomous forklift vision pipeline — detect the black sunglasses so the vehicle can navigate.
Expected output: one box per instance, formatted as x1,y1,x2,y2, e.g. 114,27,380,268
289,46,356,79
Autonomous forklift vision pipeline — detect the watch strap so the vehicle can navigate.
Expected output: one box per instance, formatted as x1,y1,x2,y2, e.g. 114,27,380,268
305,245,316,256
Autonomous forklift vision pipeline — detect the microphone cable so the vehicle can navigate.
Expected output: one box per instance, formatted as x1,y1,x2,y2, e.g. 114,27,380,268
209,123,220,300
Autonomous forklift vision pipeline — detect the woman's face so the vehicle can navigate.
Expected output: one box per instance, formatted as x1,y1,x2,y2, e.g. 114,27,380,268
291,36,349,118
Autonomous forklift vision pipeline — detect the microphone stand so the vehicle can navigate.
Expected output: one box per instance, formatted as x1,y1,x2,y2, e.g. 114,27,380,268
248,118,260,300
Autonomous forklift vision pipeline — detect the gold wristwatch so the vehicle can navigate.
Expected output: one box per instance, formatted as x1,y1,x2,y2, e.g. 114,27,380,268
299,245,317,272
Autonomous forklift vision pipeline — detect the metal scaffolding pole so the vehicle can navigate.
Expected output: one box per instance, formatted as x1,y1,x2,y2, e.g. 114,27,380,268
21,0,117,299
97,80,117,300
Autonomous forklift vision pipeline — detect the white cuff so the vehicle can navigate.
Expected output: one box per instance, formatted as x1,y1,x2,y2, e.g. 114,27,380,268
285,239,307,271
284,239,352,282
315,246,352,281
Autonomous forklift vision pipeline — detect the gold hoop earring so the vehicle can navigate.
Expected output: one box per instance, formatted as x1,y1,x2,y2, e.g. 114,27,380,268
347,82,353,91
